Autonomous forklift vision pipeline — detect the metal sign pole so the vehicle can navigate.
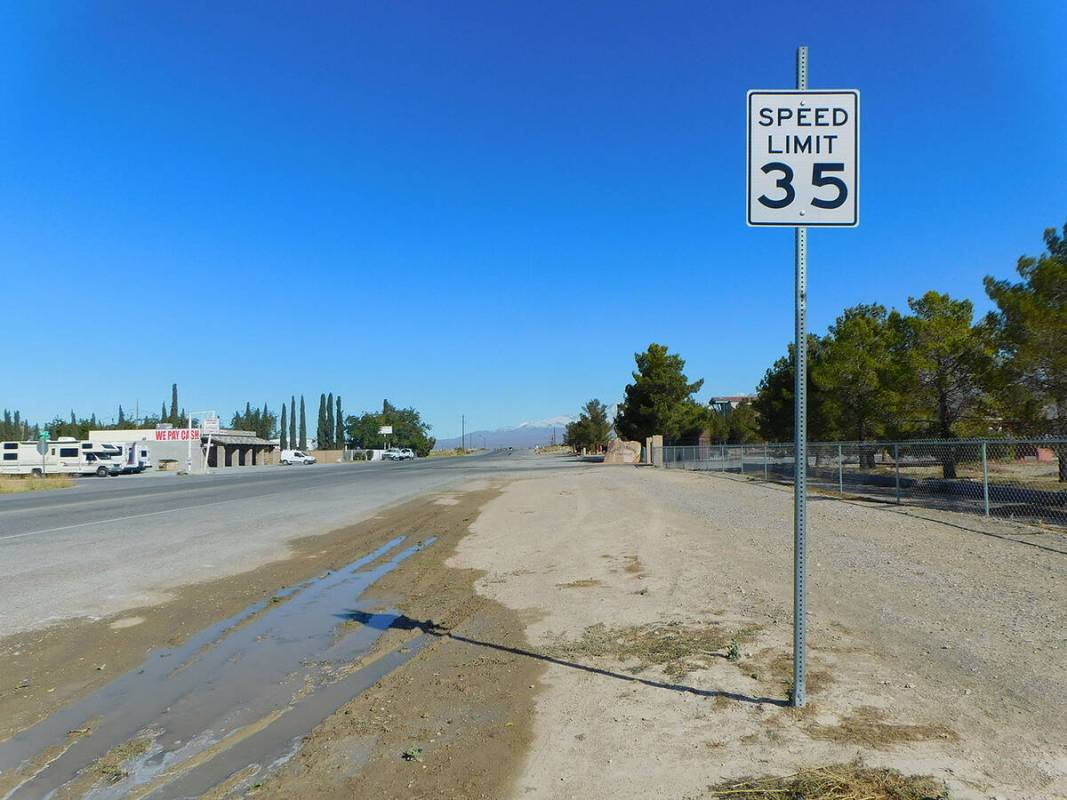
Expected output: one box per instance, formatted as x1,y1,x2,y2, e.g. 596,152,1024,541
792,44,809,709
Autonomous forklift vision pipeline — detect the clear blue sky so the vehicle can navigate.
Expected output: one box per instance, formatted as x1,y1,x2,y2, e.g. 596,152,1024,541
2,1,1064,439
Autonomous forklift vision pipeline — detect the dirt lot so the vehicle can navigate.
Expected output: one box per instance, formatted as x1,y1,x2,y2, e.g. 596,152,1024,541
452,466,1067,799
3,462,1065,798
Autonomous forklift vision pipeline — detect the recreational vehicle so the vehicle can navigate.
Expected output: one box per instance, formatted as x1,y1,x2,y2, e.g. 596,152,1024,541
0,440,124,477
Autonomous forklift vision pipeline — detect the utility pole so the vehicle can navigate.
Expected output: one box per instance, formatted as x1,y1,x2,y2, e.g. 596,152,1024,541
461,415,465,452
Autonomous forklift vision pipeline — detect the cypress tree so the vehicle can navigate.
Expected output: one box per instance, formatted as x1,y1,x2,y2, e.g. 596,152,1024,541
299,396,307,450
170,384,179,424
289,396,297,449
118,406,126,426
70,410,76,425
317,394,327,448
326,393,335,449
280,404,288,449
161,402,167,422
335,395,344,450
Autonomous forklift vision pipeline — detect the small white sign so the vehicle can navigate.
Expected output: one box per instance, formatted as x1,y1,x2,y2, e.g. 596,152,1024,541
378,425,393,435
747,90,859,226
202,417,221,434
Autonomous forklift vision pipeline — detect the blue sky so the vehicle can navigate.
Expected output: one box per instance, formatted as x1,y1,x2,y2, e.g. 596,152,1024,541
2,1,1065,439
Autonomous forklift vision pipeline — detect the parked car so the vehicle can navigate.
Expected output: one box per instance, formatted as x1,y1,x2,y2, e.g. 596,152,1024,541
280,449,316,465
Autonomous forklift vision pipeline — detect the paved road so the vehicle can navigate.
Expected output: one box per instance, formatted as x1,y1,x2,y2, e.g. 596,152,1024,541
0,450,580,637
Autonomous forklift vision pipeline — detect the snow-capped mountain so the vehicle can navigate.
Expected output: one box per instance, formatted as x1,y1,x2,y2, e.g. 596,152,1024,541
434,415,576,450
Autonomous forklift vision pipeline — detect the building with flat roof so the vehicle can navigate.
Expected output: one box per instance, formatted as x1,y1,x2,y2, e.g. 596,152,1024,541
89,428,276,470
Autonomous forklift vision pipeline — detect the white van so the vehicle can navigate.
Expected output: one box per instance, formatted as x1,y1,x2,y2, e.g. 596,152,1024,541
280,449,316,465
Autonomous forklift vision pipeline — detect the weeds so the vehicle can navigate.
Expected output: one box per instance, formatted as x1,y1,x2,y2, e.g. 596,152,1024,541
548,621,759,678
702,761,949,799
0,476,74,494
93,738,151,784
726,640,742,662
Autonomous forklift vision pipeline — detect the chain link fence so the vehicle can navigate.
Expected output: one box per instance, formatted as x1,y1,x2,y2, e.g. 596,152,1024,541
655,439,1067,529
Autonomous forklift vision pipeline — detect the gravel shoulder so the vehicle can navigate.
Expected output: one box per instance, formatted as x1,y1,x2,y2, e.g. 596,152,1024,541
452,465,1067,799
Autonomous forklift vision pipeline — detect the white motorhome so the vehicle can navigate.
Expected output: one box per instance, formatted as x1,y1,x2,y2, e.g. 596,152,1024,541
0,440,123,477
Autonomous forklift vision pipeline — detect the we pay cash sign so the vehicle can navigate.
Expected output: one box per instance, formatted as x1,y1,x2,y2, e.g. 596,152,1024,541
747,91,859,227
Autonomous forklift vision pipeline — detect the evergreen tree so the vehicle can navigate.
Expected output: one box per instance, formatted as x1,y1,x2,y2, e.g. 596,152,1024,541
335,395,345,450
317,393,328,448
118,406,126,426
280,403,288,449
170,384,179,425
161,402,167,422
326,393,335,449
70,410,76,425
299,396,307,450
564,399,613,452
985,221,1067,480
615,344,706,444
812,304,897,442
289,396,297,449
752,336,831,443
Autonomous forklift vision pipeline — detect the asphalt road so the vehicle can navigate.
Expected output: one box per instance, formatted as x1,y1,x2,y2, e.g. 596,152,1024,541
0,450,580,637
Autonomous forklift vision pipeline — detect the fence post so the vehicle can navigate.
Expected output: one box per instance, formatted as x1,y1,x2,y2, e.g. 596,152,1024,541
981,440,990,517
763,443,769,480
739,445,745,474
837,443,843,494
721,443,726,472
894,443,901,504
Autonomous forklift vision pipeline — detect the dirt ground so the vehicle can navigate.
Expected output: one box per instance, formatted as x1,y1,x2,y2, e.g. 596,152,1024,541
4,462,1066,798
451,466,1067,799
0,483,545,800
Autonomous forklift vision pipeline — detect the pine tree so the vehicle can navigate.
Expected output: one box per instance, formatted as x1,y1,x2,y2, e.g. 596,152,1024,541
317,394,327,448
280,403,288,449
299,396,307,450
170,384,179,425
326,393,335,449
335,395,344,450
70,410,76,425
289,396,297,449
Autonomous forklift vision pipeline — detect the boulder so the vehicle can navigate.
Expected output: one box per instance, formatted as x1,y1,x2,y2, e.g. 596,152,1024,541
603,439,642,464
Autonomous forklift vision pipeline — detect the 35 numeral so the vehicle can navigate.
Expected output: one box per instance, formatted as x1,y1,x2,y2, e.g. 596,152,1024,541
758,162,847,210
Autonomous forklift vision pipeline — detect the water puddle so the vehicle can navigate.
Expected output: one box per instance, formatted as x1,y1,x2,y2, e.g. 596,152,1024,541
0,535,435,799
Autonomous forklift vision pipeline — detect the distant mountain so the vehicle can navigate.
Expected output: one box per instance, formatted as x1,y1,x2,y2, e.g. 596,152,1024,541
433,415,576,450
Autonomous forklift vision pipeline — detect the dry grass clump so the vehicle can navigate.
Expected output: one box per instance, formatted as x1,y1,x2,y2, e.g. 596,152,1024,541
807,706,957,748
556,578,602,589
93,737,151,783
549,621,759,678
704,762,949,799
426,448,474,458
0,475,74,493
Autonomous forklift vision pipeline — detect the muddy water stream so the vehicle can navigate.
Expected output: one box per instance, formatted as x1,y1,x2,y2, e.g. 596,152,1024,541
0,535,434,799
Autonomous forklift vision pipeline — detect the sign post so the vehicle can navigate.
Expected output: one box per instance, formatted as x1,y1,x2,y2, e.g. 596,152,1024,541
37,431,50,476
378,425,393,450
747,46,859,707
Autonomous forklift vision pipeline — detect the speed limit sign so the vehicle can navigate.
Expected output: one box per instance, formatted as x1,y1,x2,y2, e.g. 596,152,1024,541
747,90,859,226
